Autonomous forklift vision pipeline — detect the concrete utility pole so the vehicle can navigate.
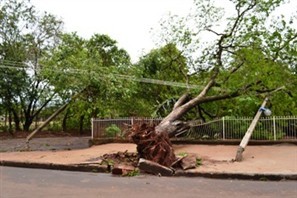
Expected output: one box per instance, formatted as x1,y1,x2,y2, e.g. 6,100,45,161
25,88,86,148
234,86,285,161
235,97,269,161
26,102,70,144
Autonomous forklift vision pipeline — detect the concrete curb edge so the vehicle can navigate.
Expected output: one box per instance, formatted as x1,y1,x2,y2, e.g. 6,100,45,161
1,160,296,181
0,160,108,173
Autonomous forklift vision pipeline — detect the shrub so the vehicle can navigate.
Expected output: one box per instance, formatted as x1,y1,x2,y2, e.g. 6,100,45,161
105,124,121,137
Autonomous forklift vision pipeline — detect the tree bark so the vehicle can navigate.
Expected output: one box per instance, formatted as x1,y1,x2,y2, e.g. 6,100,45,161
79,114,85,135
156,79,216,137
23,118,33,132
8,111,13,135
62,109,70,132
12,108,21,131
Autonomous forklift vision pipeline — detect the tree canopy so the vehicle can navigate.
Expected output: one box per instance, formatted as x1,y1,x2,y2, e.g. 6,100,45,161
0,0,63,131
153,0,297,121
0,0,296,134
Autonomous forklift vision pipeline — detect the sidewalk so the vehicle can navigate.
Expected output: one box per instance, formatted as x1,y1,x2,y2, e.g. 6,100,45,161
1,137,297,180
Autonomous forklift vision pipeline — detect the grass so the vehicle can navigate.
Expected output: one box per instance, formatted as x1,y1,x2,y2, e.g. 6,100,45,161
177,152,188,157
196,157,203,166
125,168,140,177
101,159,115,166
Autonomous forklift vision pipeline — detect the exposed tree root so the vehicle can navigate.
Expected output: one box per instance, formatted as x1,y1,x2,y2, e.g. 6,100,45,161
128,123,177,167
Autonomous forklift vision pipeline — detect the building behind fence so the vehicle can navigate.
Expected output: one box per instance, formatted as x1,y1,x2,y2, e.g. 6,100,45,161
92,116,297,141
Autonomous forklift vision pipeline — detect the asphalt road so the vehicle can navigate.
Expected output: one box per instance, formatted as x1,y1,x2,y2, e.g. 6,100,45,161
1,167,296,198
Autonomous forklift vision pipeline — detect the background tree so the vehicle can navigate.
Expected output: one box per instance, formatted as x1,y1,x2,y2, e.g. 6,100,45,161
0,0,63,132
131,43,190,117
41,33,134,132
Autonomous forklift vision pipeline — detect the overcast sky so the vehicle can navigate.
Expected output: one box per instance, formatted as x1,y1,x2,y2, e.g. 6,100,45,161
30,0,296,63
30,0,194,62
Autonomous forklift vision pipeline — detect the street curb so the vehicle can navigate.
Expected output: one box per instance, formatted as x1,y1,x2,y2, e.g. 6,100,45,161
1,160,296,181
175,170,297,181
0,160,108,173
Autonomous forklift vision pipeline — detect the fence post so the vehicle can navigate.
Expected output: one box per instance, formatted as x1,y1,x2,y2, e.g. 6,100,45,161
222,117,225,140
131,117,134,126
91,118,94,139
273,116,276,141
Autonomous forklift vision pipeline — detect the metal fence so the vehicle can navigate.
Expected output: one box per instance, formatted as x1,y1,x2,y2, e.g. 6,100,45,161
92,117,163,139
91,116,297,141
187,116,297,140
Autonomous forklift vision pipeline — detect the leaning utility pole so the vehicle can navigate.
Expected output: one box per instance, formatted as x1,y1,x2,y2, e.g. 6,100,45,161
235,86,285,161
235,97,269,161
26,88,87,148
26,102,70,144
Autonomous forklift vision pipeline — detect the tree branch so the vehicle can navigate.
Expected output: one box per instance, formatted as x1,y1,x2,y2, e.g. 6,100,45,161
31,92,56,118
173,93,189,110
181,77,216,111
272,34,297,61
222,61,245,84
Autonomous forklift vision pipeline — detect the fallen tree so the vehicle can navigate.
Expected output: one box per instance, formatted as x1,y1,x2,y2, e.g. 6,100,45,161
128,0,296,168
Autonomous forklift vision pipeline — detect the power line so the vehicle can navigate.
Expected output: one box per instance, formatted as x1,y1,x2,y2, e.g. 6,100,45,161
0,62,202,89
113,74,200,89
0,60,28,68
0,64,28,70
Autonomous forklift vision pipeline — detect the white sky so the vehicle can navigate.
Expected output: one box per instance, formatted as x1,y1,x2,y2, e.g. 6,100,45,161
30,0,193,62
30,0,297,63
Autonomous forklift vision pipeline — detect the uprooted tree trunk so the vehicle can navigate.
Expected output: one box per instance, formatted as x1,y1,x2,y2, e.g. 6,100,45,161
129,77,237,167
156,78,236,137
129,75,282,168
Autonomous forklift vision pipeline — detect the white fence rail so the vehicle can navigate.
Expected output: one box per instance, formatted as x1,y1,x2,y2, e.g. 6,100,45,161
92,117,162,139
91,116,297,141
187,116,297,140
